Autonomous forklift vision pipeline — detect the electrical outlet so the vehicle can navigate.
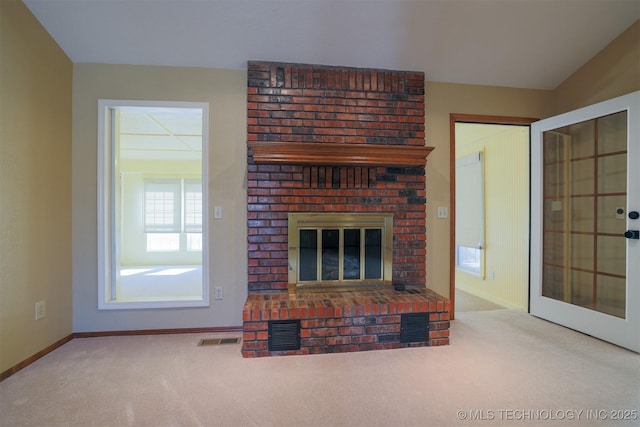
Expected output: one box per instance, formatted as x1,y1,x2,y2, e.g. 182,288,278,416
437,207,448,219
35,300,46,320
214,287,223,300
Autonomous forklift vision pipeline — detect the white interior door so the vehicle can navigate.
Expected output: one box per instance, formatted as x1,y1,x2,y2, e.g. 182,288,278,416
530,91,640,352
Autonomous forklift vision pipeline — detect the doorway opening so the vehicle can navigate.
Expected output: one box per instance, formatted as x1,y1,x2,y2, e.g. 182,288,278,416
449,114,537,317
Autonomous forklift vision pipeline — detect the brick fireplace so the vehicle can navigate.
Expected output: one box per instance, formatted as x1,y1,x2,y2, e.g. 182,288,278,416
242,61,450,357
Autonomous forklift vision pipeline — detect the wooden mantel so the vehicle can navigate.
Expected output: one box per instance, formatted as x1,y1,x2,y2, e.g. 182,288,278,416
248,141,434,167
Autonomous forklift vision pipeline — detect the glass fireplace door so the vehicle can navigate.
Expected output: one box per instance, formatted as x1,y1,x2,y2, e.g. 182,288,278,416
530,91,640,352
288,213,393,289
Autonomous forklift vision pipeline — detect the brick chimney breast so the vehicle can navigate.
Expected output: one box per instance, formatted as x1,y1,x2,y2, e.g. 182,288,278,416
247,61,428,293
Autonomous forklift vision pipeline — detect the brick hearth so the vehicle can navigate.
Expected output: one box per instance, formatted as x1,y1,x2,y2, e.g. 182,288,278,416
242,288,450,357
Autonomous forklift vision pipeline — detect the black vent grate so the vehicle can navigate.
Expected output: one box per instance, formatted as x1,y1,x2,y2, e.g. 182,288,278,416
268,320,301,351
400,313,430,343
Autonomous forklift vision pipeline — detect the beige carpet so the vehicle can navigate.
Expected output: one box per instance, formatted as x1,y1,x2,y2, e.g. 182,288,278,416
1,309,638,427
455,289,507,312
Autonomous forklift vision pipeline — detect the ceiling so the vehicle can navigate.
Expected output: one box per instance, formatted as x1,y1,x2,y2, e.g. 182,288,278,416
117,106,203,161
24,0,639,90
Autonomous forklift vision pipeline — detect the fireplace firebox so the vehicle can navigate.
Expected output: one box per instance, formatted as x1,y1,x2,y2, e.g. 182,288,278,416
288,213,393,293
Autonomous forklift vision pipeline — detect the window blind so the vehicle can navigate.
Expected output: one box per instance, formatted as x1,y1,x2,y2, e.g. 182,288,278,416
144,179,180,232
455,151,484,249
184,180,203,233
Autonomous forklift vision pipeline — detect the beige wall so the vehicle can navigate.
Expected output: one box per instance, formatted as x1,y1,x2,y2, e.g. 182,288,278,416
0,0,73,373
72,64,248,331
552,20,640,115
72,64,553,330
71,68,552,331
424,82,551,298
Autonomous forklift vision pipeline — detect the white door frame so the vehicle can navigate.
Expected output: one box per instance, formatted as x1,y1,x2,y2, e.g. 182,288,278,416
530,91,640,352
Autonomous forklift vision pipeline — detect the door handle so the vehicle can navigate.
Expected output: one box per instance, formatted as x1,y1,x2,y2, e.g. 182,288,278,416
629,211,640,220
625,230,640,239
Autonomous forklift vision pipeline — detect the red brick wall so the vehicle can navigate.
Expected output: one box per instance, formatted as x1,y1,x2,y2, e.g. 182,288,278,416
247,61,426,292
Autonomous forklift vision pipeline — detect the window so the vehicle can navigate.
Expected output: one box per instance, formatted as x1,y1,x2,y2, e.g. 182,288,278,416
98,100,209,309
456,246,481,274
144,179,180,233
184,180,203,251
144,178,202,252
184,180,202,232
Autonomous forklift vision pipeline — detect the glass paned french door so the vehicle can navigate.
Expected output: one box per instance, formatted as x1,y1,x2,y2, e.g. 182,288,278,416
541,111,627,318
531,91,640,352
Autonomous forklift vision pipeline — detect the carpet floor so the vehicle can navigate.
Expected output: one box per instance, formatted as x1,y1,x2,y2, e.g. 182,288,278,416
454,289,507,312
1,304,638,426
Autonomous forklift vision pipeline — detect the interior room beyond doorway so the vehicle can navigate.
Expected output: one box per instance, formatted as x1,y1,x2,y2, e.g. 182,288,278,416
451,116,536,315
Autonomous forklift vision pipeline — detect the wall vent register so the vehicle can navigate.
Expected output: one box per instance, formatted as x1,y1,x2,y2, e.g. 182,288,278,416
268,320,301,352
400,313,430,343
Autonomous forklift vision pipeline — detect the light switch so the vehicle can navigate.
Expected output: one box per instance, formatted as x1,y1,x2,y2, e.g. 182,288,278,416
214,206,223,219
437,207,448,219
